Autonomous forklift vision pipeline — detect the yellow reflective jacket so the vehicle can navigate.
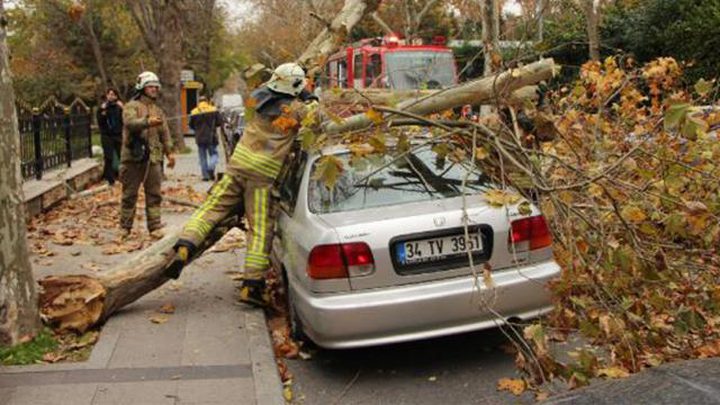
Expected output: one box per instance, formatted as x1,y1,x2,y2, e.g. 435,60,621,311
227,92,309,181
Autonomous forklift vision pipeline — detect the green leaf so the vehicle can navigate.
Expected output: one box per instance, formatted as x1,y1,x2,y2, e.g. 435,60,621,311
431,143,451,158
369,132,387,154
397,134,410,153
518,201,533,216
681,115,708,140
694,78,713,96
300,130,316,151
311,155,344,189
664,103,690,130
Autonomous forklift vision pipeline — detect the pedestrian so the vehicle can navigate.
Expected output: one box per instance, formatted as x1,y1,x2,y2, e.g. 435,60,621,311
119,71,176,239
189,96,221,181
97,88,124,186
165,63,319,307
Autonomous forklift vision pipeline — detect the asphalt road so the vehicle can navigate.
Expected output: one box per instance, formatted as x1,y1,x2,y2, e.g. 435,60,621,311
287,327,531,405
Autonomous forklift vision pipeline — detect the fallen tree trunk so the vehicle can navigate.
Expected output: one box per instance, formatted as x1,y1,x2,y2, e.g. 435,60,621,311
320,85,540,108
39,214,241,333
322,58,556,134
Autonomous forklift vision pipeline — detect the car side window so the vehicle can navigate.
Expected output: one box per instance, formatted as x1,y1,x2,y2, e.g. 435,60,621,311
277,151,307,215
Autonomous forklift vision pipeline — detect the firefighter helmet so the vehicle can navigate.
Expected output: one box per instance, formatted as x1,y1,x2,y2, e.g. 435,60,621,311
266,63,307,96
135,71,161,91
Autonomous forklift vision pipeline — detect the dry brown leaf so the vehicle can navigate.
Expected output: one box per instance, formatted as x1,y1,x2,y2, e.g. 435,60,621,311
149,315,169,324
497,378,526,396
597,367,630,379
159,303,176,314
43,352,67,363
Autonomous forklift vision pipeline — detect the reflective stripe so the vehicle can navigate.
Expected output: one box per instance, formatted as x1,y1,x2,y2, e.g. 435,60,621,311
245,188,270,272
185,176,232,239
231,145,282,179
231,150,280,179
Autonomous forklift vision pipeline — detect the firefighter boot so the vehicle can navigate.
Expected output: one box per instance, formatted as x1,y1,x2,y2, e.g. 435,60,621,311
238,279,269,308
165,245,190,279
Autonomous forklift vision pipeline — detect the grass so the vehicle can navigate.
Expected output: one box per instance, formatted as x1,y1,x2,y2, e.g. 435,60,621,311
0,329,58,365
91,131,101,147
0,329,98,365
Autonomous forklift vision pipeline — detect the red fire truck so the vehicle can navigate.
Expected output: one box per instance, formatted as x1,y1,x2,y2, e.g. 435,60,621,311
321,35,458,90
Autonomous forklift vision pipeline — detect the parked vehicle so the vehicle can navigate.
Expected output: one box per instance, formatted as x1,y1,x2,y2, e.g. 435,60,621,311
272,142,561,349
321,35,458,91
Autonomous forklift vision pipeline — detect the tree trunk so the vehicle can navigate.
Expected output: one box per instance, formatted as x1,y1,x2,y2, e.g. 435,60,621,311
127,0,187,150
321,86,540,108
157,6,185,150
82,2,111,89
323,58,556,134
583,0,600,61
297,0,382,72
0,0,41,346
480,0,500,116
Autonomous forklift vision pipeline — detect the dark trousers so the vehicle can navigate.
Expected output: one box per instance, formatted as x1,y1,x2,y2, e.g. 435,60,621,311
120,161,163,231
101,135,122,184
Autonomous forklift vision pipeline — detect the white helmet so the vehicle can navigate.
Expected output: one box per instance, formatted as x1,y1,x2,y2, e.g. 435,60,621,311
266,63,307,96
135,71,161,91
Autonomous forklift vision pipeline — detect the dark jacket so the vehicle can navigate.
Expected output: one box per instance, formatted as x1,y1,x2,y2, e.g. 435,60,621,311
97,101,124,138
189,101,221,145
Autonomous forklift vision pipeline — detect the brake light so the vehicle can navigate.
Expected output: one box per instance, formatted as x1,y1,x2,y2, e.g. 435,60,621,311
307,243,375,279
509,216,552,251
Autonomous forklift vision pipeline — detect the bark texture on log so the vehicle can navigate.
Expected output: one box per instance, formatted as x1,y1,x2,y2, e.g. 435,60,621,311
297,0,382,72
323,58,557,134
39,216,240,333
321,86,540,108
0,0,41,346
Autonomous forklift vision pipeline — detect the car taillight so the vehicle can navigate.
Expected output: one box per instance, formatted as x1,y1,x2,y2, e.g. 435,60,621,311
509,215,552,252
307,243,375,279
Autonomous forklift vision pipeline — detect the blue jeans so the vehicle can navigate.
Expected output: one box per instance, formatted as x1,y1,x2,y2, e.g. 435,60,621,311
198,143,219,180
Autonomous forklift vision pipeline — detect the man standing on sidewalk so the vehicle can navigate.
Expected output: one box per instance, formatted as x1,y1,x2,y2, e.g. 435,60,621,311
97,88,124,186
119,71,175,239
165,63,319,306
189,96,221,181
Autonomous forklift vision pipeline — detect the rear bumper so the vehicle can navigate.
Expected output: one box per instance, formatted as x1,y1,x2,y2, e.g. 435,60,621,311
292,260,561,349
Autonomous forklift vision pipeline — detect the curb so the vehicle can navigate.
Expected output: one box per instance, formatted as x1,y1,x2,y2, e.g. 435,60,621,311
246,310,286,405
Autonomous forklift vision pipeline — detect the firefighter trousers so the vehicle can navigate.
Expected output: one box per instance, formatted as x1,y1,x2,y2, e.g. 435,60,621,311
120,161,163,231
179,174,275,281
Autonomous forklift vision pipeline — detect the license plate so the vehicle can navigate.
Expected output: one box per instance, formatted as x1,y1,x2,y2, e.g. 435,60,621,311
396,232,483,265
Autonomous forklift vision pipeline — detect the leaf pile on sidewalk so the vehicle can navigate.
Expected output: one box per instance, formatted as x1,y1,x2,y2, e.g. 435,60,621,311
26,184,207,264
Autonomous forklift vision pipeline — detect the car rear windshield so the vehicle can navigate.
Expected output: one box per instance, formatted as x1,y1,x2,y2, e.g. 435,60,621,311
308,146,489,214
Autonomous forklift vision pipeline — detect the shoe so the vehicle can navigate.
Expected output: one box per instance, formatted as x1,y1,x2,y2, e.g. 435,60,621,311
238,279,269,308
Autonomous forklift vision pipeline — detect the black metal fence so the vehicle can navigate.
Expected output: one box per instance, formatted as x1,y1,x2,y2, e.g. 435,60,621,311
18,98,93,181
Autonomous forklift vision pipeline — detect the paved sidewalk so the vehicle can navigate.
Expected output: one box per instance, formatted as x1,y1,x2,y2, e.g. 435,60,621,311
1,143,284,405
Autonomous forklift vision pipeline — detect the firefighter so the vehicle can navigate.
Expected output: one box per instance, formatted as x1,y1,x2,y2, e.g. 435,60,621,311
119,71,175,239
166,63,317,307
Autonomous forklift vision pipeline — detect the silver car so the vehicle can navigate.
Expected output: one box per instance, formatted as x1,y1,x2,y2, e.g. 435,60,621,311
271,143,560,349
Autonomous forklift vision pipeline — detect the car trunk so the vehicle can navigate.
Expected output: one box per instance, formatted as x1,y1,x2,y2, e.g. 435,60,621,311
317,194,536,291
